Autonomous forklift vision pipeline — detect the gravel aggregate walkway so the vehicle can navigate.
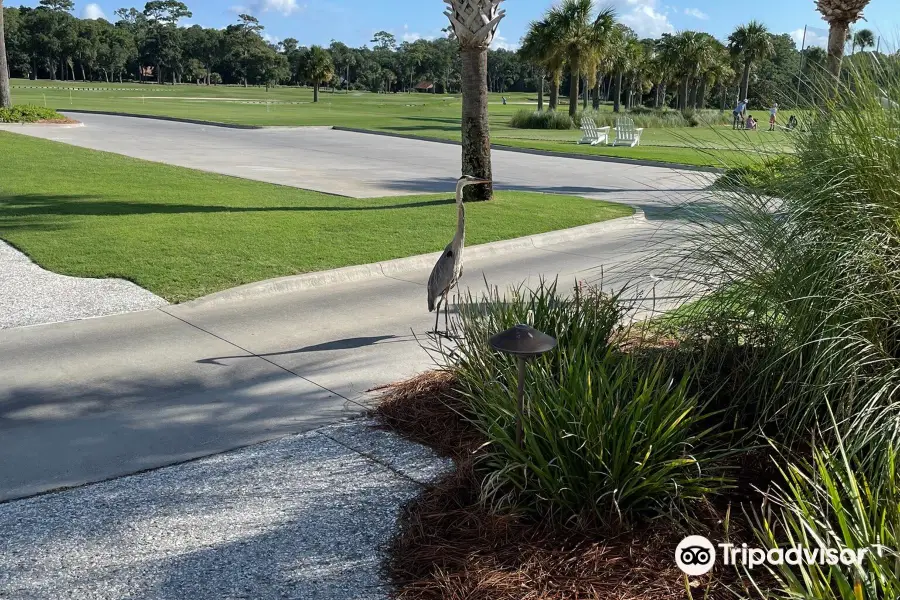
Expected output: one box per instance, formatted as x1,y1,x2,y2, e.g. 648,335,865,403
0,418,451,600
0,240,166,329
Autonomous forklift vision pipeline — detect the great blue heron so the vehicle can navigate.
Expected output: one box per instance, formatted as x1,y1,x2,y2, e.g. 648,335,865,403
427,175,491,334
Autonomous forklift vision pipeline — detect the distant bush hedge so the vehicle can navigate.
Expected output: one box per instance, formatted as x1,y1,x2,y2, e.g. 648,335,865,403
509,107,732,130
0,105,67,123
508,109,574,130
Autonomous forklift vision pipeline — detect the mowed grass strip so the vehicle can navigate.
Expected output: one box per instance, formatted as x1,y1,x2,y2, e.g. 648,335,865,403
0,131,632,302
11,81,792,167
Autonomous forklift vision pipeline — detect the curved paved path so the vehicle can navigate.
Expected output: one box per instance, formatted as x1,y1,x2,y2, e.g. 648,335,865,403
0,113,712,216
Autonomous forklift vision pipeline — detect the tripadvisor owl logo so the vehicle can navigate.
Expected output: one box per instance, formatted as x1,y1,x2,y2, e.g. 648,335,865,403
675,536,716,576
675,535,887,576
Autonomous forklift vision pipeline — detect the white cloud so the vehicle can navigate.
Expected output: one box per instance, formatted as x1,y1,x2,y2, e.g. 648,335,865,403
491,31,517,51
684,7,709,20
81,3,106,20
403,24,421,43
790,27,829,49
238,0,304,16
263,32,280,44
617,0,675,37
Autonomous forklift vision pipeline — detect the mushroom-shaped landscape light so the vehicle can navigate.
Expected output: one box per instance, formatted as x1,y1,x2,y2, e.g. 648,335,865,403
489,324,557,449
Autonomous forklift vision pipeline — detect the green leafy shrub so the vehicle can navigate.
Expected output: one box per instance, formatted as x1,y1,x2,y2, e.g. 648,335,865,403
713,155,797,195
434,281,729,528
0,105,67,123
752,432,900,599
508,109,574,130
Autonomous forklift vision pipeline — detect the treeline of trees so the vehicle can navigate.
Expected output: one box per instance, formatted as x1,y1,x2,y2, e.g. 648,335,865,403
0,0,890,108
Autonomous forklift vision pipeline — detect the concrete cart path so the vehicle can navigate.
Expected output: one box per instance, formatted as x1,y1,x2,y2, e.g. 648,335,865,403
0,219,688,502
0,113,712,213
0,418,454,600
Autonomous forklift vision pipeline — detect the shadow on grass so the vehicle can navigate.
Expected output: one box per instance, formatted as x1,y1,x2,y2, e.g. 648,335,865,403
383,125,460,133
400,116,462,125
0,194,456,218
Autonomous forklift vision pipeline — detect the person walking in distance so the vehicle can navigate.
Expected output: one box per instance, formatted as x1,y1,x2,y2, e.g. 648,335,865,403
769,102,778,131
733,98,747,129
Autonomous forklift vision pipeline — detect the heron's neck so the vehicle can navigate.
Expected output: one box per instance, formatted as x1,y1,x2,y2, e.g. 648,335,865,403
452,199,465,252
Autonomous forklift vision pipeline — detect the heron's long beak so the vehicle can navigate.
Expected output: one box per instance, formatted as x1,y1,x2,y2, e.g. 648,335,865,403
472,178,492,184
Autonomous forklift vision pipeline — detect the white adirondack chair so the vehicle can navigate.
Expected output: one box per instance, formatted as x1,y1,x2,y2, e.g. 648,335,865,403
577,117,610,146
610,117,644,147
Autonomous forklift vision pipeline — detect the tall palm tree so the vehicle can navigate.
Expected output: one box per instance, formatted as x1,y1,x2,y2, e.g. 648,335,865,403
545,0,615,118
303,46,334,103
654,33,680,109
0,0,12,108
815,0,870,78
443,0,506,202
692,35,724,109
520,20,559,111
852,28,875,54
608,25,637,113
728,21,775,104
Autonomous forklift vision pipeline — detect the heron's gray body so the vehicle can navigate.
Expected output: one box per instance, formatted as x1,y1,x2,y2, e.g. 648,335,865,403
427,176,486,332
427,202,465,312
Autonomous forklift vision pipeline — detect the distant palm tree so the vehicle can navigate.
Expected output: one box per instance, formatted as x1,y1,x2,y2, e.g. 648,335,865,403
608,25,637,113
0,0,12,108
545,0,616,118
693,36,727,109
852,28,875,54
520,20,561,111
303,46,334,103
443,0,506,202
815,0,870,77
654,33,680,109
728,21,775,104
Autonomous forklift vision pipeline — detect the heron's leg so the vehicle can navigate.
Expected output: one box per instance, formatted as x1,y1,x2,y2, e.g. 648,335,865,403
444,292,450,332
433,296,443,333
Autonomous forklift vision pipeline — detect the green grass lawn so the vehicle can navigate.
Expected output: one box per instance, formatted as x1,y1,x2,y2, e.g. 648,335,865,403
0,130,633,302
9,79,794,168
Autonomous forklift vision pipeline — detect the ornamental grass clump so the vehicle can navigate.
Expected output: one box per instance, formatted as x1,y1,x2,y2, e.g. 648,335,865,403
751,420,900,600
671,56,900,463
508,109,574,130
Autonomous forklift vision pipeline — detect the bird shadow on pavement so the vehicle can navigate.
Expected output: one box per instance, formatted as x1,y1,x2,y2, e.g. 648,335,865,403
196,335,416,367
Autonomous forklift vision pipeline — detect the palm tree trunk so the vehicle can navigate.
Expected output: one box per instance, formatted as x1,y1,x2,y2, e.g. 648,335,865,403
314,82,319,102
592,76,601,110
740,59,751,102
0,0,12,109
537,74,544,111
568,69,579,117
697,79,708,109
460,47,492,202
826,22,849,79
613,71,622,113
549,72,559,111
581,76,588,110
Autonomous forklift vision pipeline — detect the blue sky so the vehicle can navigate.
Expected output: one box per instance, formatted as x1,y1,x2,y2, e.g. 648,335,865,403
19,0,900,52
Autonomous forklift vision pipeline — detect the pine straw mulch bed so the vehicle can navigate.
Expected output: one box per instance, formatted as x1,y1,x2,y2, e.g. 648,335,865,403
373,371,766,600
